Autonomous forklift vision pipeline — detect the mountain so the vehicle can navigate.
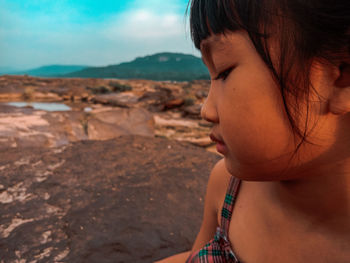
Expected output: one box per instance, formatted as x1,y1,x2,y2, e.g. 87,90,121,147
64,53,210,81
13,65,88,77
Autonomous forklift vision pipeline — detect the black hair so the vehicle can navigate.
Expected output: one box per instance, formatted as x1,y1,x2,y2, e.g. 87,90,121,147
188,0,350,153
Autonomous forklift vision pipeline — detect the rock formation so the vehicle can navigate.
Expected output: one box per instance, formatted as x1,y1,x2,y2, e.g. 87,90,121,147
0,75,222,262
0,75,215,152
0,135,221,262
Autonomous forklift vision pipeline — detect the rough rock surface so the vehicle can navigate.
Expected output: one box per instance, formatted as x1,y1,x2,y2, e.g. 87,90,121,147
0,75,214,150
87,107,154,140
0,135,221,262
0,104,154,149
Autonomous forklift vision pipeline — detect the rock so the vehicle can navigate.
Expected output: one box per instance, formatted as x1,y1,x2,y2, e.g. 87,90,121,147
88,86,112,94
138,86,174,112
0,104,211,149
92,93,141,108
153,113,215,149
62,95,71,101
0,93,23,101
80,93,90,102
0,76,215,151
0,135,221,262
108,81,132,92
154,115,199,128
88,108,154,140
195,90,208,99
31,92,63,102
87,118,128,140
183,104,202,119
198,119,214,128
0,106,87,149
0,105,155,149
163,98,184,110
178,136,214,147
72,95,82,101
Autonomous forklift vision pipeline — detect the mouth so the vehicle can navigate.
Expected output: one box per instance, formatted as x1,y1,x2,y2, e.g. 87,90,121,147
209,133,228,155
209,133,225,144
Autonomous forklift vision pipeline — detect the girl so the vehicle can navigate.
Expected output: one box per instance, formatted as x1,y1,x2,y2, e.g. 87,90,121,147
157,0,350,262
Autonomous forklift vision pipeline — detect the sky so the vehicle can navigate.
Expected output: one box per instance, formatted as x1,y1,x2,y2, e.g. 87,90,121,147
0,0,199,70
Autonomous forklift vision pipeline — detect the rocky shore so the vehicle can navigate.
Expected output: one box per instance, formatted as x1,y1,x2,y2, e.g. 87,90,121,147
0,75,221,262
0,136,221,262
0,75,216,152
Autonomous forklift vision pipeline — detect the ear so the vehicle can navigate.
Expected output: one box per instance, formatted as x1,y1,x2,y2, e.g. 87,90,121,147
328,62,350,115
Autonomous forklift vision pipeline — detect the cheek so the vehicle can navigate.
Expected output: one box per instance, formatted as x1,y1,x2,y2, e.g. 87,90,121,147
218,79,296,179
222,109,294,162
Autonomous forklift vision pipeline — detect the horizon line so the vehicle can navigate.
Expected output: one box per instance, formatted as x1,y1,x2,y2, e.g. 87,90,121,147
1,51,201,72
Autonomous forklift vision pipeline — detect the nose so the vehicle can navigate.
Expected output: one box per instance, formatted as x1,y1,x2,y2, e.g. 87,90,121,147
201,87,219,123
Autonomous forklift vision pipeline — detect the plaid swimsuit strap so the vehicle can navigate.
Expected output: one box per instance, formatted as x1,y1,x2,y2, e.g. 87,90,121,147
186,176,242,263
217,176,241,262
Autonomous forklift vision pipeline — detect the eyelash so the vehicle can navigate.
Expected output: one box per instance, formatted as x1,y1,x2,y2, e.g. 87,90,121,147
214,66,235,81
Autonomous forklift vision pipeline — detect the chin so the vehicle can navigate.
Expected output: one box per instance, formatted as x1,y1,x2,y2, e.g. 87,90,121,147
223,156,292,182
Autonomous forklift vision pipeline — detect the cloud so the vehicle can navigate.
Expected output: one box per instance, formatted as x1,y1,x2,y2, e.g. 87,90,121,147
104,10,185,40
103,0,191,46
99,3,197,66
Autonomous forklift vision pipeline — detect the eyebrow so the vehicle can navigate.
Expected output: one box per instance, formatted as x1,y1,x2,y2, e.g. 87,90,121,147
200,36,230,69
200,36,228,53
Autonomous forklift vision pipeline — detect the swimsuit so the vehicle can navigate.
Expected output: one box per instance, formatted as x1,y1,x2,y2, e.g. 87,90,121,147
186,176,242,263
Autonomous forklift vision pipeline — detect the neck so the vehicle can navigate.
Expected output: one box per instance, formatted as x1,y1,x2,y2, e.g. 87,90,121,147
254,159,350,234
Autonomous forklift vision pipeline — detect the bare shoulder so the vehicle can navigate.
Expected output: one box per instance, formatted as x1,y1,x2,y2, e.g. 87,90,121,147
207,158,233,212
190,158,233,252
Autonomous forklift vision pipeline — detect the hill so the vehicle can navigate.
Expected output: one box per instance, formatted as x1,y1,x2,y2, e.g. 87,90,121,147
64,52,210,81
13,65,88,77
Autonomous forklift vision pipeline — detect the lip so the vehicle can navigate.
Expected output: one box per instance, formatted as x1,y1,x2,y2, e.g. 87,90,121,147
209,133,224,144
209,133,228,155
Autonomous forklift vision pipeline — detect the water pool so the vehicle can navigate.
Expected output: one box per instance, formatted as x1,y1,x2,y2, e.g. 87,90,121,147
6,102,72,111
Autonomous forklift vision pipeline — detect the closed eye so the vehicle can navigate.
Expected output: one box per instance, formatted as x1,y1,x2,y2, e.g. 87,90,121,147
214,66,235,81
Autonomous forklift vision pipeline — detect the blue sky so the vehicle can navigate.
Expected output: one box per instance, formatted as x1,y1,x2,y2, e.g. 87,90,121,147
0,0,198,70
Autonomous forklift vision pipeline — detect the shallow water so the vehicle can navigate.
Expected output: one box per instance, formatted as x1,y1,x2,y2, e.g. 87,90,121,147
6,102,71,111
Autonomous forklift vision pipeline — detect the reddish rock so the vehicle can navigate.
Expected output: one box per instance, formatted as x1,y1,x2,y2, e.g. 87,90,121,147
31,92,63,102
138,86,175,112
183,104,202,119
88,108,155,140
0,135,221,262
92,93,139,108
195,90,208,99
62,95,71,101
0,76,216,153
0,93,23,101
163,98,185,110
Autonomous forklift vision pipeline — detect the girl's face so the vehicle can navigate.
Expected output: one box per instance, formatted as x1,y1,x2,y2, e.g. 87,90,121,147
201,31,339,181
